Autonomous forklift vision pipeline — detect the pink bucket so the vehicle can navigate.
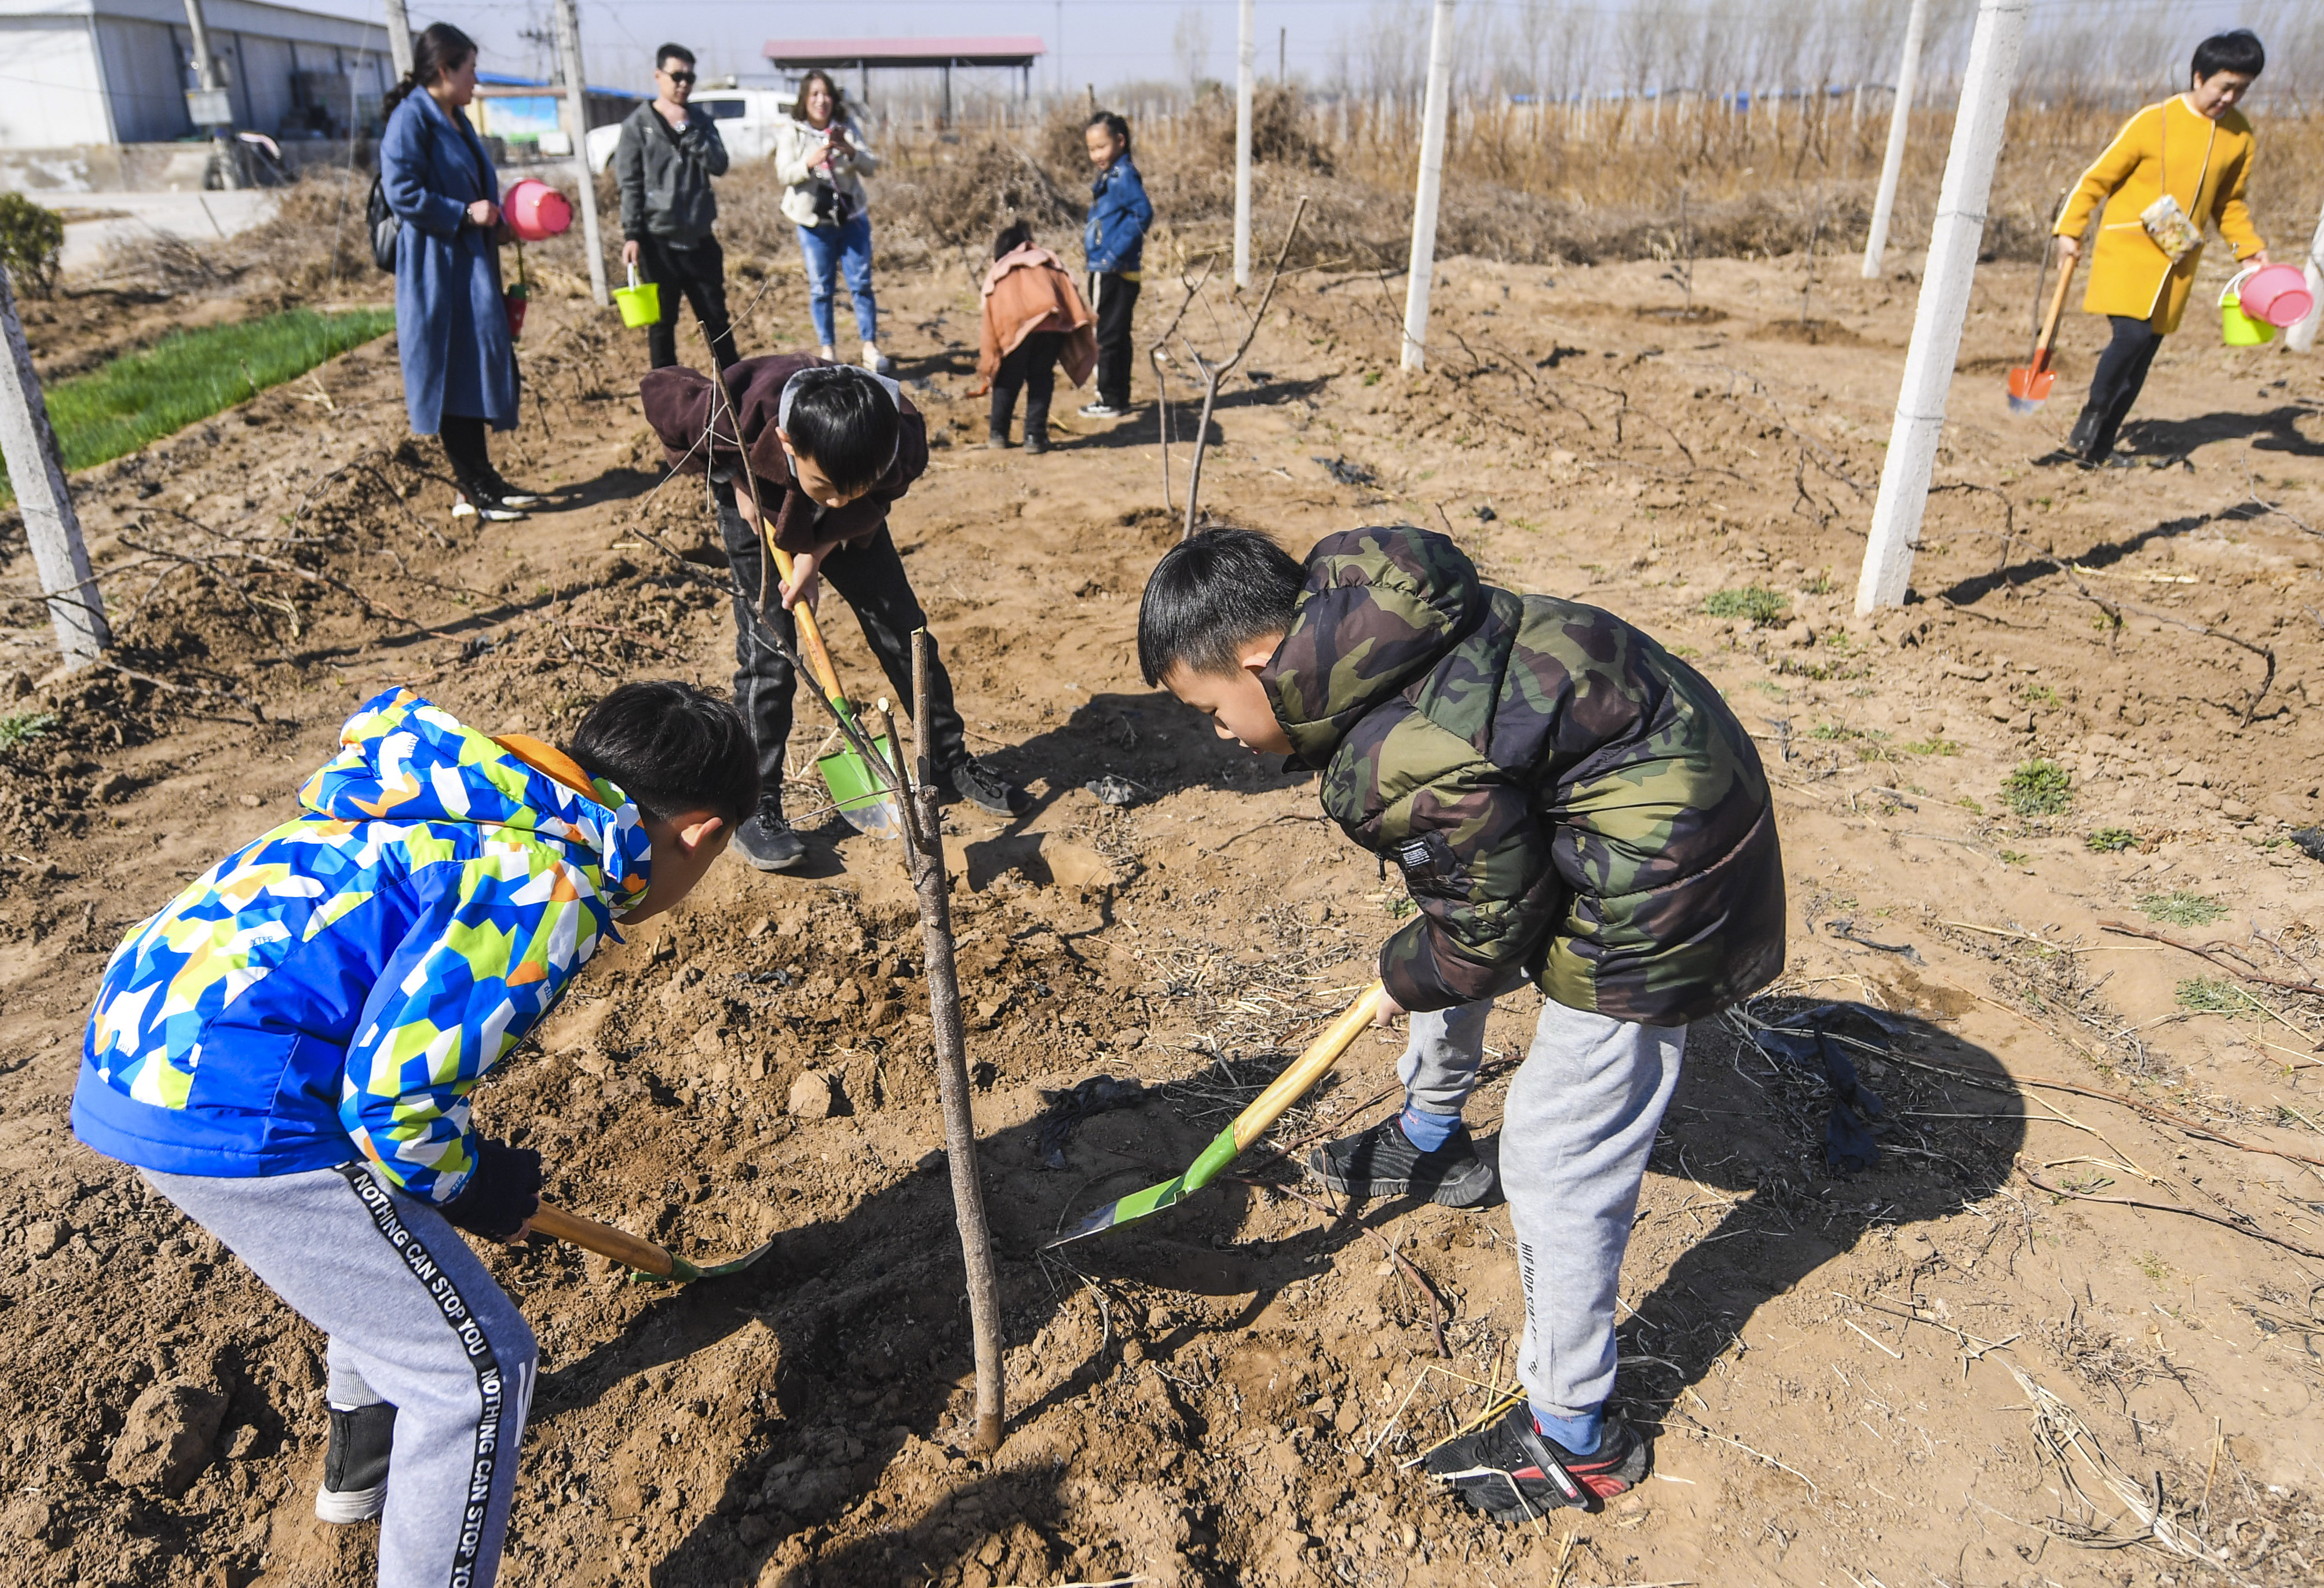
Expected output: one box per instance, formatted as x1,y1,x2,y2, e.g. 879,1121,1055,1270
505,178,572,243
2234,262,2313,329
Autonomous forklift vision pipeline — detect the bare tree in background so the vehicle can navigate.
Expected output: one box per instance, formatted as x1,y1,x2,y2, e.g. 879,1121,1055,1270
1174,6,1214,97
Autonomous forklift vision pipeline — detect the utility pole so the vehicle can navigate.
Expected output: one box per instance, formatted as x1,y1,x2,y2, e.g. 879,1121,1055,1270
1400,0,1455,371
181,0,240,191
1857,0,2029,614
1233,0,1255,289
1861,0,1928,278
551,0,609,306
0,267,109,666
379,0,412,81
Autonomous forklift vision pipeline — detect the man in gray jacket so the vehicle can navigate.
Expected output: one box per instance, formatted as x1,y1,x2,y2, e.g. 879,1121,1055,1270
615,43,739,371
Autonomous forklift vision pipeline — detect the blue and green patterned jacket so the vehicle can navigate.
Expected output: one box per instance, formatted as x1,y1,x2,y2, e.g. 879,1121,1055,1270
72,690,652,1202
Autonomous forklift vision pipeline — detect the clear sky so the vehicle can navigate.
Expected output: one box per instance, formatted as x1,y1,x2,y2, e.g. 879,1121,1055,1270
288,0,2297,104
314,0,1374,97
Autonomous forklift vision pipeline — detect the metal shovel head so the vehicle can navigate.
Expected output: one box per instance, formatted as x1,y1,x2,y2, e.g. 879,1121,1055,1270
653,1234,779,1284
816,733,903,841
2005,364,2054,416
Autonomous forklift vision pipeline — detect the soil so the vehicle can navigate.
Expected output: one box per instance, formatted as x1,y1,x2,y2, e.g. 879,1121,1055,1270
1,229,2321,1588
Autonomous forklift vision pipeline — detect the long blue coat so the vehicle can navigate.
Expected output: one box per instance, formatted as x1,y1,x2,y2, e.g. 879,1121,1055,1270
381,90,517,434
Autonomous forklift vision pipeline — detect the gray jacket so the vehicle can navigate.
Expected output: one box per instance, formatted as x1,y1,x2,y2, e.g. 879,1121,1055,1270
613,101,728,243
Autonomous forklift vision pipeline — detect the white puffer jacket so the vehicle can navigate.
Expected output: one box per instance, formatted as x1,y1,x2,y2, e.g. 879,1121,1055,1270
774,116,878,229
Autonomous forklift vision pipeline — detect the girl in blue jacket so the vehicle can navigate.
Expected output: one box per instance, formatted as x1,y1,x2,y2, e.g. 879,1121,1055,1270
1079,111,1152,419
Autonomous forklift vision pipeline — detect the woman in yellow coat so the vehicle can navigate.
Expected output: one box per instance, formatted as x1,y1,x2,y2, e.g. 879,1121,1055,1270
2049,29,2272,466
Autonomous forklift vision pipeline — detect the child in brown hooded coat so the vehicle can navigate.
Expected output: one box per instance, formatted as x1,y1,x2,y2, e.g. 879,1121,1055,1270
975,221,1097,453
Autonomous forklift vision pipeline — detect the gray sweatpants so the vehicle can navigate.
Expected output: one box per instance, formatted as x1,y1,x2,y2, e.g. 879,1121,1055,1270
144,1163,536,1588
1400,998,1684,1420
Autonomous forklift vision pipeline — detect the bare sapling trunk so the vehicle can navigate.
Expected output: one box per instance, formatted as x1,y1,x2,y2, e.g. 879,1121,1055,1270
1149,197,1311,538
899,630,1006,1452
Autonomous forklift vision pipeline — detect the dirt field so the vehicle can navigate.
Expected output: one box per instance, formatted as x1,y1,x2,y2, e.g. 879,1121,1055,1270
1,221,2321,1588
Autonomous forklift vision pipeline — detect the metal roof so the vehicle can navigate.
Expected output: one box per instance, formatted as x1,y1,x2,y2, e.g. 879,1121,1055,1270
761,36,1046,69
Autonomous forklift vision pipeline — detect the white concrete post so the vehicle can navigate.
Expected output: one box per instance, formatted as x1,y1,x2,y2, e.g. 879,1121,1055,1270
2286,195,2324,354
1234,0,1254,289
552,0,608,306
0,266,109,665
1401,0,1455,371
379,0,412,80
1861,0,1929,279
1857,0,2029,615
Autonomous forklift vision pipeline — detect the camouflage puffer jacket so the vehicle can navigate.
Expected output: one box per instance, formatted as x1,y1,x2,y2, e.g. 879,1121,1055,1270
1263,526,1785,1024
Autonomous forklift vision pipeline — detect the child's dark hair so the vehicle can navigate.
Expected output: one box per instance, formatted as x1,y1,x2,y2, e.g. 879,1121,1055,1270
992,219,1033,259
783,365,899,495
1086,111,1131,156
2191,29,2263,81
566,680,760,826
1138,528,1306,685
657,42,696,70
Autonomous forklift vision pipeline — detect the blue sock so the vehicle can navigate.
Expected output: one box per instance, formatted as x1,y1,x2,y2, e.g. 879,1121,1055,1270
1529,1403,1604,1456
1397,1104,1460,1152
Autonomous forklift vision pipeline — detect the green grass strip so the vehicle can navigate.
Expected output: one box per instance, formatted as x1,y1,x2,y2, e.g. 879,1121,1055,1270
1,308,394,496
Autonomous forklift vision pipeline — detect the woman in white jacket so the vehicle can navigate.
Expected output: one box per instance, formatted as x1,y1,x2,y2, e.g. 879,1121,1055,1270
776,71,887,371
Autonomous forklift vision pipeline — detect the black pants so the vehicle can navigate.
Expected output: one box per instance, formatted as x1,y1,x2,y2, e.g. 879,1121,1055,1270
714,479,969,808
1091,272,1141,409
990,331,1065,440
440,415,494,495
639,235,739,373
2069,316,2165,460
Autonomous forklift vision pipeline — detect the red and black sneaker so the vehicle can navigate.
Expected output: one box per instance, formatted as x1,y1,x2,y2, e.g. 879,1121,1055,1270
1422,1401,1648,1522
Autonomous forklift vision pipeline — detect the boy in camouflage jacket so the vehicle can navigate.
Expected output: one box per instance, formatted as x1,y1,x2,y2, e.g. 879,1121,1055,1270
73,683,756,1587
1140,525,1784,1520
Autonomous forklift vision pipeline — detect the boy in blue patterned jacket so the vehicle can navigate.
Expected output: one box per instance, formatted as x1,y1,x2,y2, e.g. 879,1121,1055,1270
72,681,756,1588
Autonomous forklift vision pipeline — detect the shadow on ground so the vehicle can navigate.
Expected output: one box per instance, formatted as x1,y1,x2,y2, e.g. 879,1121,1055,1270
505,994,2023,1586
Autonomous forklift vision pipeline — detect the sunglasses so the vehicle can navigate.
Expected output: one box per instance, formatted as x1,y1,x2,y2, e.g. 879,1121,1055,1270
663,69,695,83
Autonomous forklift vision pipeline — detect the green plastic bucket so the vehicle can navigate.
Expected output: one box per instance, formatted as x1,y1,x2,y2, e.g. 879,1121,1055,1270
614,264,661,329
2221,270,2274,347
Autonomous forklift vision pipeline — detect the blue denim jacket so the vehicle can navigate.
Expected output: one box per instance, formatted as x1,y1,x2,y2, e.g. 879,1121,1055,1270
1083,156,1152,275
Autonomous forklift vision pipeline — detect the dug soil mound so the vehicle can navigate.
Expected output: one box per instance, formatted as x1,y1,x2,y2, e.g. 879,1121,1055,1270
0,222,2319,1588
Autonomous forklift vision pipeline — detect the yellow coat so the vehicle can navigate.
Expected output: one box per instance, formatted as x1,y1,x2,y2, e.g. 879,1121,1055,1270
2055,96,2264,335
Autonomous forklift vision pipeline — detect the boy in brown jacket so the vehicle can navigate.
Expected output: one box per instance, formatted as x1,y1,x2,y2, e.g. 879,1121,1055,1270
641,356,1027,869
975,221,1097,452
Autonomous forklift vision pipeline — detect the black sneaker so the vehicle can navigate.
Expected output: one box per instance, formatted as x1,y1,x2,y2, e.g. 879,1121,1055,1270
1423,1402,1648,1521
985,433,1015,449
1024,431,1050,455
1077,401,1126,420
484,471,546,508
937,757,1026,817
451,489,526,524
1309,1115,1493,1207
733,802,807,872
316,1402,396,1524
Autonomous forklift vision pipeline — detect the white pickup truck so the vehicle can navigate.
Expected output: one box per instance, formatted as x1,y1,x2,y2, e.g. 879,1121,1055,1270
586,83,798,173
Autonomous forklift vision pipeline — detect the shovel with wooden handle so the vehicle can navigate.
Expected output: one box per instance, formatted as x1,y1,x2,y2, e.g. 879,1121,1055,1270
529,1201,776,1283
2007,248,2079,416
1045,983,1385,1248
764,542,904,842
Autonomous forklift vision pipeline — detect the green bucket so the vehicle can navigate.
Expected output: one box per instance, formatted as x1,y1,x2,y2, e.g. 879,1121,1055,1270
2221,272,2274,347
614,265,661,330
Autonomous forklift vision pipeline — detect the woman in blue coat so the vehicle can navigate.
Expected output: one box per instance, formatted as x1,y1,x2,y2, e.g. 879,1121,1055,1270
379,24,538,522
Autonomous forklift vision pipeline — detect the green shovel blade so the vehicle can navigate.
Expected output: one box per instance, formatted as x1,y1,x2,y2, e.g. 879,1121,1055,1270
1044,1125,1243,1248
813,706,902,841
